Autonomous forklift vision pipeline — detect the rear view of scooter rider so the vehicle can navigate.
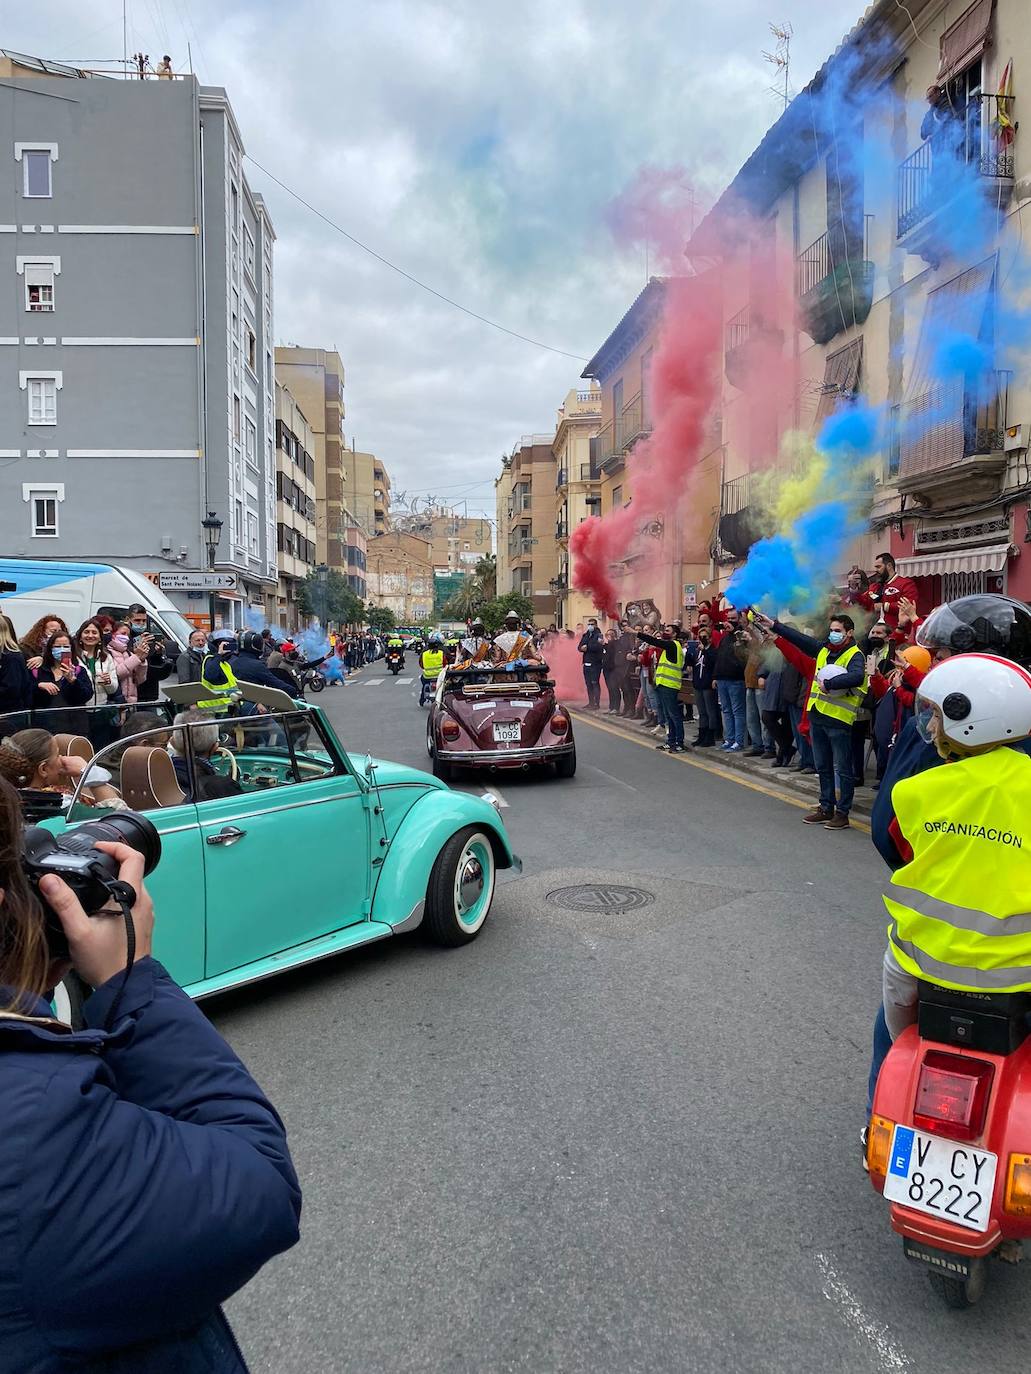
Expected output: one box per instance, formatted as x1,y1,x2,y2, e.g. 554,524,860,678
867,654,1031,1131
420,632,446,706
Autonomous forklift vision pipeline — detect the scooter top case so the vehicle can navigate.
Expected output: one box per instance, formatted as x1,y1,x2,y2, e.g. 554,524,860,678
869,985,1031,1260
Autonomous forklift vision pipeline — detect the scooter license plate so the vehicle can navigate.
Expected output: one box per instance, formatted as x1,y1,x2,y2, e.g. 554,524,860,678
882,1126,997,1233
493,722,521,743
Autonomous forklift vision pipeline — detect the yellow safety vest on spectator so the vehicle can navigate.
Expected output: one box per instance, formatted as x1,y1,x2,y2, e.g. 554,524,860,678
653,641,685,690
884,748,1031,991
806,643,865,724
198,655,239,713
421,649,445,679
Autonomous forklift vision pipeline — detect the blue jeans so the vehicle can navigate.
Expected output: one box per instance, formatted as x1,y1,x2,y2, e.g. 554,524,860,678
809,715,855,815
867,1004,892,1115
695,686,719,736
788,703,814,768
583,662,602,707
656,685,683,747
716,679,746,746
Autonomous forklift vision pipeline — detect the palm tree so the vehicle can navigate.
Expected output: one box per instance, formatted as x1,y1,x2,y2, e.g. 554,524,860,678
443,577,485,622
474,553,497,601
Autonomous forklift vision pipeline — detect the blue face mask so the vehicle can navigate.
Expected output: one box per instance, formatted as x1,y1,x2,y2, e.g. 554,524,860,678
828,630,846,646
52,646,69,661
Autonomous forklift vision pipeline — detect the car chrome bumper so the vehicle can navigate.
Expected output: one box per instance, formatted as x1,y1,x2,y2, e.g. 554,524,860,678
442,743,574,764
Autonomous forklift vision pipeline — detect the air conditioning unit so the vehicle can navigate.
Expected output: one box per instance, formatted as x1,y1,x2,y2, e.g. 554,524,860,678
1004,424,1025,452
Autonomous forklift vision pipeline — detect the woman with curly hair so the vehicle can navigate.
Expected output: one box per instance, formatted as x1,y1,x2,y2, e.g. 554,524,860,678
18,613,70,669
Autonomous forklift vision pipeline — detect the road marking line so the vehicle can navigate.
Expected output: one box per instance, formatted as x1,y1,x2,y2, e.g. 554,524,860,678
588,765,638,793
570,710,872,833
397,677,413,683
815,1253,910,1370
364,679,384,688
483,785,509,808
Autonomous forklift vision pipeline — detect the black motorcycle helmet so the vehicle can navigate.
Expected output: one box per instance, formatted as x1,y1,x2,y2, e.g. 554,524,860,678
916,594,1031,666
238,630,265,656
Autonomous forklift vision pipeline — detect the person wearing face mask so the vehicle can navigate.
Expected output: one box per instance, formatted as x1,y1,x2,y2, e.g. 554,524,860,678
577,618,605,710
107,625,149,706
636,624,689,752
690,622,719,746
127,605,173,704
177,628,210,685
19,614,70,673
753,611,867,830
30,633,93,714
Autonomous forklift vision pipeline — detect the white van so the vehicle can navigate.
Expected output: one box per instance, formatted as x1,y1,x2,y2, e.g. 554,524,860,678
0,559,194,652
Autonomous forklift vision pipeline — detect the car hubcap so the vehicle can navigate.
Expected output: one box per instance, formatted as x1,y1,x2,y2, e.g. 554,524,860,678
454,837,492,927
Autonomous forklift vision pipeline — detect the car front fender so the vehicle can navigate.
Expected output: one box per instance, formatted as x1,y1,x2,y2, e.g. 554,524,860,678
371,790,519,931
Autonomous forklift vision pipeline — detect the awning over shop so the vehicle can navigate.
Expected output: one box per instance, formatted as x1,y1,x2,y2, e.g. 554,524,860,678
897,542,1009,577
217,590,243,602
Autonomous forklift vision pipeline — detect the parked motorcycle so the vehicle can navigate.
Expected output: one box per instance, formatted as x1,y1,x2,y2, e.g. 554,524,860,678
868,980,1031,1307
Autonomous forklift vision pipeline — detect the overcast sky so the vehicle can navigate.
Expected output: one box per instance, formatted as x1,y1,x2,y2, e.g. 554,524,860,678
14,0,863,520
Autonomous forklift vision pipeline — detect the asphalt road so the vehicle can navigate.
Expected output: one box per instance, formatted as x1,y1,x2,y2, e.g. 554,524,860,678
213,663,1031,1373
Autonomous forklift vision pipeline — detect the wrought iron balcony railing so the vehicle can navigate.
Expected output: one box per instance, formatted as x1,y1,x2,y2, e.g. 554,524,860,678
897,94,1015,238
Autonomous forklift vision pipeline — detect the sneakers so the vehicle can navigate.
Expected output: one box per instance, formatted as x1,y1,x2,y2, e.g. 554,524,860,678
798,765,816,775
720,741,734,751
802,807,832,824
655,743,670,751
824,812,850,830
727,742,743,752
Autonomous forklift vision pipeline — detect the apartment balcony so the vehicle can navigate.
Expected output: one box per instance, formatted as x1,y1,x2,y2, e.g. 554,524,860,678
592,420,622,476
555,520,569,539
615,391,651,453
896,371,1010,508
724,306,786,388
555,467,568,490
713,473,768,563
796,216,874,346
549,571,568,597
897,96,1015,264
578,461,598,482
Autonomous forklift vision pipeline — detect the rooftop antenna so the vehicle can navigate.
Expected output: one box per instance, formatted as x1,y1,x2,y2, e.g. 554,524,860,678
763,22,793,113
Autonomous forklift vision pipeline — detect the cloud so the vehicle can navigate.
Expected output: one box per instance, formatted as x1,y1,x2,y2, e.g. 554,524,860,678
15,0,861,518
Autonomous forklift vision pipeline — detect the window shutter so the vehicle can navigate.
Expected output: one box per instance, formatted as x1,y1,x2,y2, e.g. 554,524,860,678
24,262,54,288
937,0,994,86
814,338,864,429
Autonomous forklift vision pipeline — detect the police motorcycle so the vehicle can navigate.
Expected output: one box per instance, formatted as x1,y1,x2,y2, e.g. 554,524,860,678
385,640,404,675
867,652,1031,1308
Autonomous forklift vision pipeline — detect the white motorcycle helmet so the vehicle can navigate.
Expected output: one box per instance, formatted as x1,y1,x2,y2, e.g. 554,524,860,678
914,652,1031,756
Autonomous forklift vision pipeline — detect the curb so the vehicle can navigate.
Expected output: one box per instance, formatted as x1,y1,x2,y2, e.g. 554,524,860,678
568,707,876,821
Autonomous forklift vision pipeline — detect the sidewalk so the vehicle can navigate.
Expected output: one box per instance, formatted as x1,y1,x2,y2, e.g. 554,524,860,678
568,707,876,821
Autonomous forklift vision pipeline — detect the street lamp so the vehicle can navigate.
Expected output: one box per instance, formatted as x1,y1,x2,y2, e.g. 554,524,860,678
315,563,329,630
201,511,223,631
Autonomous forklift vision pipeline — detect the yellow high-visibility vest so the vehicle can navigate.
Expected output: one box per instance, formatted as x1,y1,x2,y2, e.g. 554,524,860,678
421,649,445,679
885,747,1031,991
653,640,685,690
806,643,865,724
198,655,239,713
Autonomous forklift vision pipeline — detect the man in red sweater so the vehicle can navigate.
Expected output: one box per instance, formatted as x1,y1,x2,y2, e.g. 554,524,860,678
853,552,918,633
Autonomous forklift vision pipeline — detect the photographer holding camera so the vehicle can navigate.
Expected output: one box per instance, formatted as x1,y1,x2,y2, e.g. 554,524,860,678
0,778,301,1372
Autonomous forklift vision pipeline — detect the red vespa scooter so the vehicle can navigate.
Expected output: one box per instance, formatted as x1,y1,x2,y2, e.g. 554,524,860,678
868,979,1031,1306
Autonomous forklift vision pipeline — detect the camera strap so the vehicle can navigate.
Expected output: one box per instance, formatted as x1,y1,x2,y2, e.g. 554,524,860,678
96,878,138,1035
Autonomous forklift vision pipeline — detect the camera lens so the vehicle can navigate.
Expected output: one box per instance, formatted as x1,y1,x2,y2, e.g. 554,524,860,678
72,813,161,875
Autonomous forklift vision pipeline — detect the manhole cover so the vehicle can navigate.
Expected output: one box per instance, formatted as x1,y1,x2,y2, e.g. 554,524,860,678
546,884,655,914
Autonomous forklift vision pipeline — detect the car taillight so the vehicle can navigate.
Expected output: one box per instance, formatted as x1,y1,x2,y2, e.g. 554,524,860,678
550,714,567,735
441,718,460,741
913,1050,994,1142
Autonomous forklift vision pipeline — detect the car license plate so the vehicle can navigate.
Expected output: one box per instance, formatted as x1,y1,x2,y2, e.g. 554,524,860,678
493,722,521,743
882,1125,997,1232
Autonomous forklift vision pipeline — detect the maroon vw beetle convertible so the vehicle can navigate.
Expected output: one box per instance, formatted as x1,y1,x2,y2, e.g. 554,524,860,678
426,664,576,781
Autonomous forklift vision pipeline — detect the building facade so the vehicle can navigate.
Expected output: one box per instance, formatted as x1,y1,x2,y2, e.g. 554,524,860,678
366,530,434,623
693,0,1031,609
0,54,278,627
500,435,560,621
274,347,346,567
494,459,514,600
274,382,316,627
552,385,602,628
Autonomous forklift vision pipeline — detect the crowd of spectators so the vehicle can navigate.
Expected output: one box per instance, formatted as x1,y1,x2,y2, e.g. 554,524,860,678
552,552,932,825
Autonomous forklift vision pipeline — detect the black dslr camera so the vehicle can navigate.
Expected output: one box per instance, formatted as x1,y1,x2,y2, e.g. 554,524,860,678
22,813,161,957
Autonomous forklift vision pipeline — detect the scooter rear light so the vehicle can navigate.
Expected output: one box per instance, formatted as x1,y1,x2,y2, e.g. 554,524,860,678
1004,1154,1031,1215
913,1050,994,1142
549,714,567,735
441,718,461,741
867,1114,894,1177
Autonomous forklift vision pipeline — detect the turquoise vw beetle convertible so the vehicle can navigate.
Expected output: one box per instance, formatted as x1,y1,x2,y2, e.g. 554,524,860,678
3,686,518,1000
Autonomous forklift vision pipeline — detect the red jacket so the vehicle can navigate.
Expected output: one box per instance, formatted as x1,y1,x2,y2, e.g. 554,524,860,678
774,636,816,738
853,574,918,631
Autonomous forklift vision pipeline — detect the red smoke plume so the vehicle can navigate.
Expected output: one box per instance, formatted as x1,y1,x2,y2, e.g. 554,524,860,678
571,273,723,617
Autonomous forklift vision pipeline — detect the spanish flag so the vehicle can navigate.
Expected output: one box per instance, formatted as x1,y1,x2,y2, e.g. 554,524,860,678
996,59,1015,148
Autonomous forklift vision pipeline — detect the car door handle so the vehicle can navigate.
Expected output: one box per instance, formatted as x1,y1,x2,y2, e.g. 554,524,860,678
206,825,247,846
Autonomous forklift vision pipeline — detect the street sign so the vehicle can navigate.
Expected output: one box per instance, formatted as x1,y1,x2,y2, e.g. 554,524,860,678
683,582,697,607
158,571,239,592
